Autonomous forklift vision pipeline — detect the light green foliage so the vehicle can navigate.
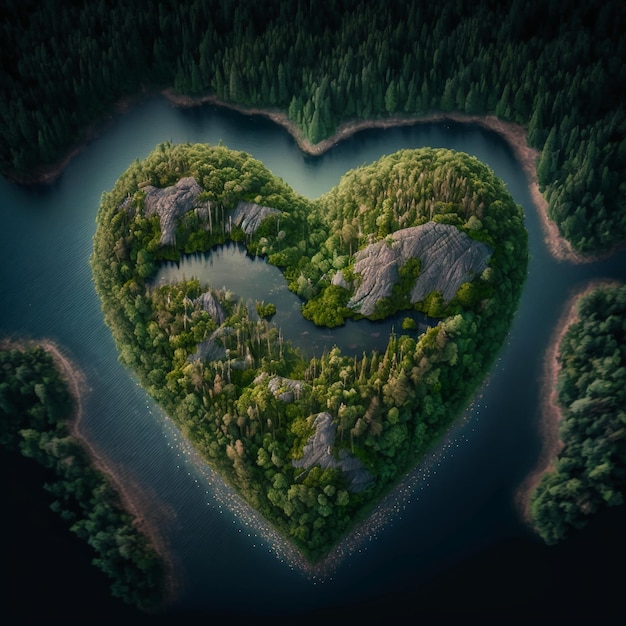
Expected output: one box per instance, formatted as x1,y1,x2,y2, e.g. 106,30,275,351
91,143,527,561
255,301,277,319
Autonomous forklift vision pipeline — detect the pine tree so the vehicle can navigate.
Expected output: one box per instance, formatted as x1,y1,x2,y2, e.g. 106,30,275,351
537,126,558,190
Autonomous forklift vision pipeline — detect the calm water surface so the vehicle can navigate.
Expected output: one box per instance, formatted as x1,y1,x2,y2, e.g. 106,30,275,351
152,243,433,360
1,97,625,619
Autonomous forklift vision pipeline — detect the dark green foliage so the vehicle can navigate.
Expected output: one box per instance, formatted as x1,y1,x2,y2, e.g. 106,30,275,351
530,285,626,544
91,143,527,560
1,0,624,255
0,345,166,611
0,346,71,448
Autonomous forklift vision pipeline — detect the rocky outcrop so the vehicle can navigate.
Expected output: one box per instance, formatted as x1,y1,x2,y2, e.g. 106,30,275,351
194,290,226,325
293,412,373,493
188,326,233,362
143,177,203,246
332,270,352,291
254,372,307,403
229,201,280,235
348,222,492,316
119,194,136,216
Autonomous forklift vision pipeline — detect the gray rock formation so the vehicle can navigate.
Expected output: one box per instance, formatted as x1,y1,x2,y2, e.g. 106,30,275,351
194,203,212,225
119,194,136,216
188,326,233,362
254,372,307,403
143,177,203,246
332,270,352,291
348,222,492,316
229,201,280,235
194,290,226,325
293,412,373,493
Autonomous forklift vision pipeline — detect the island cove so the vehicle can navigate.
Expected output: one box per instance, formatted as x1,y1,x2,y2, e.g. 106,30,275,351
91,143,527,561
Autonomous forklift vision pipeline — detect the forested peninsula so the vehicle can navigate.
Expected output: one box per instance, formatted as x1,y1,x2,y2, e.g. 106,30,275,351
1,0,624,257
91,143,527,560
529,285,626,544
0,342,168,611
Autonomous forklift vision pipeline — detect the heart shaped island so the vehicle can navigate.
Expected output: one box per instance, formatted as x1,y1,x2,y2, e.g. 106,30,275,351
91,143,528,562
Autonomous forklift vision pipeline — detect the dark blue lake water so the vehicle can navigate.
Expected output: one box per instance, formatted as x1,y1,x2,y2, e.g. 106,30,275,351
1,97,624,621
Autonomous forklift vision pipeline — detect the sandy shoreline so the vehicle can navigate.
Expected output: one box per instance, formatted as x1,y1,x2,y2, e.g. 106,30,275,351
0,336,179,607
515,279,624,528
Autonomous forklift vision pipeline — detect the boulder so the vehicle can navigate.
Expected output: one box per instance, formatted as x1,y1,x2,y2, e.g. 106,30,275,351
332,270,352,290
229,201,280,235
188,326,233,362
292,412,373,493
348,222,492,316
253,373,307,403
143,177,203,246
194,290,226,325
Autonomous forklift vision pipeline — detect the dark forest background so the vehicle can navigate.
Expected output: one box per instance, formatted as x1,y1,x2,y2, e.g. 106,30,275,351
1,0,625,256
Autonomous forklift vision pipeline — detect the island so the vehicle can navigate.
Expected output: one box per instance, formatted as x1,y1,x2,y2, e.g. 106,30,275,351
91,143,528,561
0,341,170,612
527,283,626,544
1,1,624,619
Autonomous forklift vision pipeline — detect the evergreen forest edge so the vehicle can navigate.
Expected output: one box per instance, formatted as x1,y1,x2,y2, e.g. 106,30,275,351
1,0,625,256
0,345,167,612
529,285,626,545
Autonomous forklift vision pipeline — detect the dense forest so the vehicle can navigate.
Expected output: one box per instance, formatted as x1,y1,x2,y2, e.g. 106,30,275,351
0,345,166,611
530,285,626,544
91,142,527,560
0,0,624,255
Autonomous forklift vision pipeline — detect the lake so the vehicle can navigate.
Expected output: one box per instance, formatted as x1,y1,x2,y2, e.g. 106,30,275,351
1,96,625,621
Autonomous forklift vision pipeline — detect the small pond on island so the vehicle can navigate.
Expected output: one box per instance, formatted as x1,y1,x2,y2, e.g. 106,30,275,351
1,96,625,619
151,242,433,360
